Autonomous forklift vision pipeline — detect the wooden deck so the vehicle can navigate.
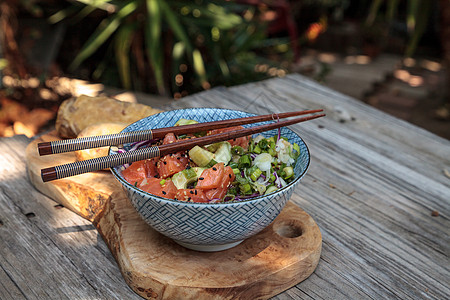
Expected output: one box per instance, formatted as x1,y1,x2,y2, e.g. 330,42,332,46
0,74,449,299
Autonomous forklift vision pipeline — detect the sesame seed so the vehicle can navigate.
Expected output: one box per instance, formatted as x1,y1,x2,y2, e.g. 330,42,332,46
213,167,217,171
198,177,204,180
229,174,232,178
162,191,166,195
163,161,167,165
190,190,194,194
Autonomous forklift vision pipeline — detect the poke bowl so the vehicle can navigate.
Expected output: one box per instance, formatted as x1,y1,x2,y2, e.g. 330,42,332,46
110,108,310,252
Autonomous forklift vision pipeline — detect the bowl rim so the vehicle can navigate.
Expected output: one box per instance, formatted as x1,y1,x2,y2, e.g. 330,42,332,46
109,107,310,206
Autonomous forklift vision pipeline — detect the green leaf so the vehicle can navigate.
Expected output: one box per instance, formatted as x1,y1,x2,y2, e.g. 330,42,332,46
192,49,207,85
48,5,82,24
70,5,98,24
406,0,433,57
115,23,136,89
178,3,242,30
218,58,230,78
69,0,139,71
145,0,165,94
406,0,420,33
159,0,194,53
73,0,117,12
386,0,400,22
365,0,383,26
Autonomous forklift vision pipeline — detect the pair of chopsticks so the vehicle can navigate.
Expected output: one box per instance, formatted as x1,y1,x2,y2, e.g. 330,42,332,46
39,109,325,182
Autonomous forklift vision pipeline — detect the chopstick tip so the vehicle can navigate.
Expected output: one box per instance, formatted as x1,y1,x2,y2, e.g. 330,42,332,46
41,167,57,182
38,142,53,156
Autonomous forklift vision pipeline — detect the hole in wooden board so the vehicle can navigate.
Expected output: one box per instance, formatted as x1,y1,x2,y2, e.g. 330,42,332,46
25,212,36,218
0,219,3,226
273,220,303,238
54,204,64,209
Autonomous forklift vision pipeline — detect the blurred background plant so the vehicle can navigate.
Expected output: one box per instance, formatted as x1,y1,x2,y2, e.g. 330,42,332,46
0,0,448,137
363,0,437,57
48,0,296,98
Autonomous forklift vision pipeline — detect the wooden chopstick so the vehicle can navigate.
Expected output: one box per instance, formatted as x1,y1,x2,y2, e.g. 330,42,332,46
37,109,323,156
40,112,325,182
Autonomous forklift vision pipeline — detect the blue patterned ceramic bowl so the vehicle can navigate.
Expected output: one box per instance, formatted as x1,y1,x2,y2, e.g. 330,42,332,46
110,108,310,252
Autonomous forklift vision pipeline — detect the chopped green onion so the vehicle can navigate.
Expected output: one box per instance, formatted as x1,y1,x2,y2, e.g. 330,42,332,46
232,145,245,155
293,142,300,153
265,185,278,195
240,183,252,194
253,145,261,154
238,154,251,169
283,166,294,179
228,162,239,169
248,143,254,152
250,168,262,181
194,131,207,137
258,139,268,150
159,179,166,185
184,168,197,179
246,165,257,174
235,174,248,185
227,187,237,195
206,159,218,168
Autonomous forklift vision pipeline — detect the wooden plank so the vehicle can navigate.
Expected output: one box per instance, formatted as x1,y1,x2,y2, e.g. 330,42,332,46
25,131,322,300
0,136,141,300
1,73,449,299
160,74,450,299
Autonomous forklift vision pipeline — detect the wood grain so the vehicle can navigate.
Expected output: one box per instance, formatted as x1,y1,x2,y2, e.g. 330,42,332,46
161,75,450,299
25,131,322,299
96,196,321,299
26,131,114,221
0,135,140,299
1,74,449,299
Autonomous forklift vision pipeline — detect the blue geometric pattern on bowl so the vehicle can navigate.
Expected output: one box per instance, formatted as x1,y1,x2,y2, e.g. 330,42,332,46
110,108,310,248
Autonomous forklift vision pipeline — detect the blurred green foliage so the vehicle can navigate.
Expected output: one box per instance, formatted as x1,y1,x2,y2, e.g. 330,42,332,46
365,0,437,57
50,0,292,97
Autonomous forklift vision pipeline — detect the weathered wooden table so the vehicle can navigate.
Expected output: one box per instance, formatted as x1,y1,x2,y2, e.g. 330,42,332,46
1,74,449,299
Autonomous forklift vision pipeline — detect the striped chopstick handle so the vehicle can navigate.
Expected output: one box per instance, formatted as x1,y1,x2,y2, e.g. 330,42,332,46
38,130,154,155
41,146,160,182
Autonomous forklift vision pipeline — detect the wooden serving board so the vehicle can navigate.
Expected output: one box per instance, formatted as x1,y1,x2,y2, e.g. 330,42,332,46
25,131,322,300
